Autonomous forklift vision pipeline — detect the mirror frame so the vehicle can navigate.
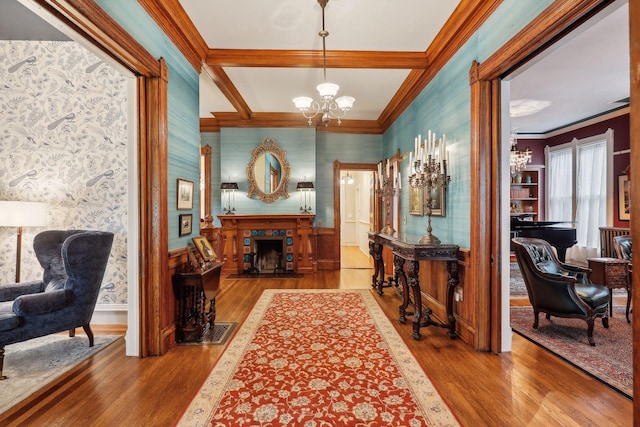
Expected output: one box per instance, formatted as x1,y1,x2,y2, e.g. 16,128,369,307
246,137,291,203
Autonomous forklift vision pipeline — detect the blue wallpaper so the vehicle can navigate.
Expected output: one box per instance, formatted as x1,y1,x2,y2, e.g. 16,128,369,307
97,0,556,249
95,0,201,251
383,0,553,248
220,128,317,217
208,130,382,228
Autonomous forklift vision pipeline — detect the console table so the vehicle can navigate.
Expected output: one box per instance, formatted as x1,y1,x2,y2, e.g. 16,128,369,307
368,231,460,340
172,261,223,343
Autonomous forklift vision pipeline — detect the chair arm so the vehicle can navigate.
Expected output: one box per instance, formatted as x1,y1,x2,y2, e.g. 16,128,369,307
559,263,590,274
534,269,578,284
0,280,44,302
12,289,74,316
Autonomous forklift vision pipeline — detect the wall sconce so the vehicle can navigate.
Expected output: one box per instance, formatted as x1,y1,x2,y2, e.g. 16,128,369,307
0,201,48,282
220,182,238,214
296,181,314,214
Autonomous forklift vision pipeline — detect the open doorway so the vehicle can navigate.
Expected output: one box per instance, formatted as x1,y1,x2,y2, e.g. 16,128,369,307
0,0,140,356
503,0,629,305
339,170,374,269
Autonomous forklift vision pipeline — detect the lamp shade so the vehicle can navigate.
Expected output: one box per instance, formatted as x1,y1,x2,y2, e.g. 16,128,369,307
335,96,355,110
316,82,339,99
0,201,48,227
293,96,313,111
296,182,314,191
220,182,239,191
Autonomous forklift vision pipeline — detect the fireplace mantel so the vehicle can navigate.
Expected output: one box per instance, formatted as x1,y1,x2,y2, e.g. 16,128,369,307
218,214,315,274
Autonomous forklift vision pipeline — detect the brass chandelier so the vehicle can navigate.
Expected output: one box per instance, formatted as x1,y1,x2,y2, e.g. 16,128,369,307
292,0,355,126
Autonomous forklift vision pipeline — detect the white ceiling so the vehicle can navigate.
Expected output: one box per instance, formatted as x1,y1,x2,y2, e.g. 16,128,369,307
183,0,461,121
184,0,630,133
507,0,629,134
2,0,630,134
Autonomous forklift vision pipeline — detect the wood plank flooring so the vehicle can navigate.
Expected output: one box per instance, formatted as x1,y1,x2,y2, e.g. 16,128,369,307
0,267,632,426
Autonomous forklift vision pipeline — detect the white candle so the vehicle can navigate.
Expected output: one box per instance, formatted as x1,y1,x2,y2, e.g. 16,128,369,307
398,172,402,189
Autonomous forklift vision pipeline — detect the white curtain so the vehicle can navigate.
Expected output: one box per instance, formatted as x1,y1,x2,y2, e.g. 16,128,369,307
546,133,610,264
570,141,607,262
547,147,573,223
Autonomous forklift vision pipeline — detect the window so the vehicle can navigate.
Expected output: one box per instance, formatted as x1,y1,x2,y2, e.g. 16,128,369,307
545,129,614,263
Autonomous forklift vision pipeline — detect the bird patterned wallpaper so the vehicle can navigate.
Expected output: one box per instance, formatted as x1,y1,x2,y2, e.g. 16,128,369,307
0,40,128,305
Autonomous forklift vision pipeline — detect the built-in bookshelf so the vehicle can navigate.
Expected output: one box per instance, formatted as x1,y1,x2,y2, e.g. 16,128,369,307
510,166,544,221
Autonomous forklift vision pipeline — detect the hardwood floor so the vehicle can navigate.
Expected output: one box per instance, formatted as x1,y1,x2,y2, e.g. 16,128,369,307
1,268,632,426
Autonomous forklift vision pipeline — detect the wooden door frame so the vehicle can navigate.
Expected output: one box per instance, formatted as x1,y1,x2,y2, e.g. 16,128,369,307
35,0,169,356
333,161,381,268
470,0,630,355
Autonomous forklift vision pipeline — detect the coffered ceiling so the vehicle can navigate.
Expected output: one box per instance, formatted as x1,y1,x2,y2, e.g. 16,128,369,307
2,0,630,135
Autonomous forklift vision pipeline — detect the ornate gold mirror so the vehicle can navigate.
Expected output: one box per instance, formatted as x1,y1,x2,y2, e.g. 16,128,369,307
246,137,291,203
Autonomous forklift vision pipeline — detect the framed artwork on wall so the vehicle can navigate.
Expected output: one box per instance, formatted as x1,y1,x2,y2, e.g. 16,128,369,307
179,214,193,236
177,178,194,210
428,186,447,217
618,174,631,221
409,186,423,216
193,236,216,261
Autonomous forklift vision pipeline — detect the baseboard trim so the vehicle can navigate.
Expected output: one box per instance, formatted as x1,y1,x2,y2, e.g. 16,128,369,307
93,303,128,325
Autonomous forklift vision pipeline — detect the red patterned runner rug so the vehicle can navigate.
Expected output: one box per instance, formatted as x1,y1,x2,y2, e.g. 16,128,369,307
178,289,459,426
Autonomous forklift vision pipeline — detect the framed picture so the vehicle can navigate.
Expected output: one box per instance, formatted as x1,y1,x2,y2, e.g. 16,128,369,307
179,214,193,236
618,174,631,221
187,245,201,271
192,236,216,261
409,186,423,216
177,178,194,210
427,185,447,217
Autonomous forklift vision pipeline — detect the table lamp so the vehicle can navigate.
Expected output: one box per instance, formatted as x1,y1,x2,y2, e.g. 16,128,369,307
220,182,239,214
0,201,48,282
296,181,314,214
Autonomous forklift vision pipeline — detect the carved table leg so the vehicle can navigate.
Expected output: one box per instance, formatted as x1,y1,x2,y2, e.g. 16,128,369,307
446,260,460,338
394,255,408,323
369,241,385,294
406,260,423,340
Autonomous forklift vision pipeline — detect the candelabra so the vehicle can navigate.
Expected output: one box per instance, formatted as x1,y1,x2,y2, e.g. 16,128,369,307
409,132,451,244
377,160,401,235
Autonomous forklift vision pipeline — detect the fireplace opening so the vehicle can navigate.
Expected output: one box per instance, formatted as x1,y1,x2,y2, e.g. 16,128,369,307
247,238,286,274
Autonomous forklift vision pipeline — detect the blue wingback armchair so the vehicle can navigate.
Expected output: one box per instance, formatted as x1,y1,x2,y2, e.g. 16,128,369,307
0,230,114,379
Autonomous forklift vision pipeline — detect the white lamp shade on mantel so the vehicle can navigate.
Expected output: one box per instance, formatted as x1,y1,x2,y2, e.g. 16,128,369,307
0,201,48,227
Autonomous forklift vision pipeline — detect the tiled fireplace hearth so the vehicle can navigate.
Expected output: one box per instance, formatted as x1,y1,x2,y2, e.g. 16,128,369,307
218,214,315,274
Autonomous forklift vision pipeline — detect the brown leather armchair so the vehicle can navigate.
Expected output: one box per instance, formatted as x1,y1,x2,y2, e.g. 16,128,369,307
512,237,610,346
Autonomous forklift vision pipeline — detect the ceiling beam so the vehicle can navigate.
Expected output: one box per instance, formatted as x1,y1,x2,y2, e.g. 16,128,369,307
202,113,382,134
378,0,504,131
137,0,208,71
205,50,428,69
202,65,252,120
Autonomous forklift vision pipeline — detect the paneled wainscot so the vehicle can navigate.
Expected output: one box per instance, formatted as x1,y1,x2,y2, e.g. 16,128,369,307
218,214,315,274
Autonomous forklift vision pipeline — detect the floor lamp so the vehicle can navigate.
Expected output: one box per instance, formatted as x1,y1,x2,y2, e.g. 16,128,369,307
0,201,48,282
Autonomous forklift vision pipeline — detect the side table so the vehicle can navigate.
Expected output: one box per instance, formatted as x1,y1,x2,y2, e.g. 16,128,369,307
587,257,631,323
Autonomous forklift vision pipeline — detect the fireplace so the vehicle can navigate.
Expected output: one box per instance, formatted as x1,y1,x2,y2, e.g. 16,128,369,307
217,214,315,274
246,237,286,274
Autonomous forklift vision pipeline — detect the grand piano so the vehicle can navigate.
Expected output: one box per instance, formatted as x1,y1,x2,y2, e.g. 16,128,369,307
510,215,577,262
